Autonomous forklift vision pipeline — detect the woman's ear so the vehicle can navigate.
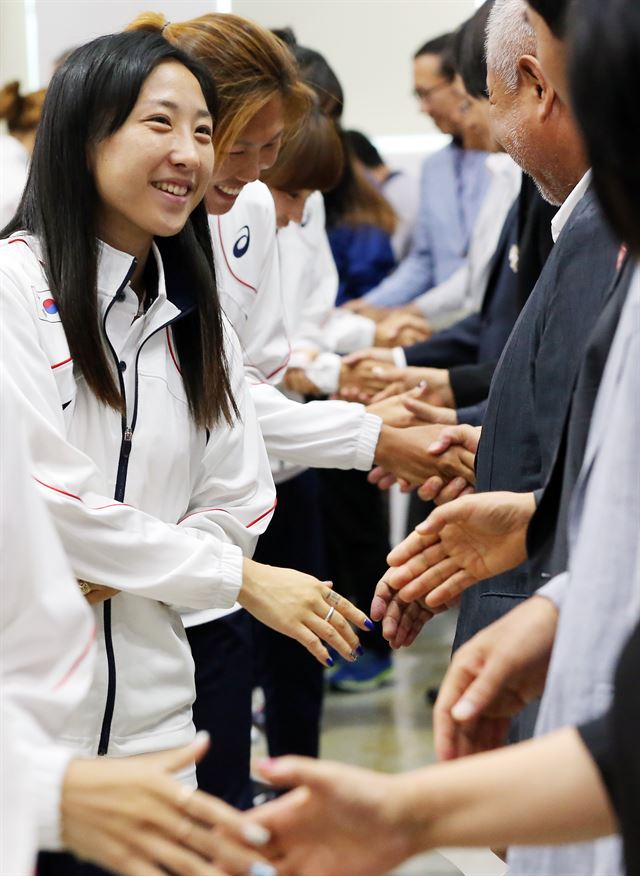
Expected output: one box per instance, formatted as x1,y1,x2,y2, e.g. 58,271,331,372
518,54,556,121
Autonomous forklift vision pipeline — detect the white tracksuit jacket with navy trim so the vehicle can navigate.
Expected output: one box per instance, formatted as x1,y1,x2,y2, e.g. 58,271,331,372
1,374,96,863
0,233,275,763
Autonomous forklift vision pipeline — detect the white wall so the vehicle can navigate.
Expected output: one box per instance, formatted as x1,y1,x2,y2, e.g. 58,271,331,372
234,0,475,138
2,0,475,141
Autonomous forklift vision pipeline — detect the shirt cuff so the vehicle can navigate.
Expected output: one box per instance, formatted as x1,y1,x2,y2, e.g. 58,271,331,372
215,542,245,608
354,412,383,470
304,352,342,395
538,571,569,611
392,347,407,368
32,744,76,851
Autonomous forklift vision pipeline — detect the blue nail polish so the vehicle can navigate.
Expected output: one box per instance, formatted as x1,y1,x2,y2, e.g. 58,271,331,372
326,657,335,667
356,645,365,657
364,618,375,631
250,864,277,876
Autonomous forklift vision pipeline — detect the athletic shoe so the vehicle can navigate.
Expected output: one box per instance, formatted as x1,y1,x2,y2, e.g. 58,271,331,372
328,652,393,692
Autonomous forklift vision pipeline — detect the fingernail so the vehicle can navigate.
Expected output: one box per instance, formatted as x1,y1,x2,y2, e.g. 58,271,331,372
326,657,335,667
451,698,476,721
428,441,443,453
364,618,375,631
416,521,432,533
193,730,210,745
243,822,272,848
350,650,358,661
322,580,334,587
250,862,277,876
356,644,365,657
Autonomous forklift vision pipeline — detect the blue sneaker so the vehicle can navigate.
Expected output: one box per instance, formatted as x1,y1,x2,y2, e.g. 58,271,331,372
329,652,393,692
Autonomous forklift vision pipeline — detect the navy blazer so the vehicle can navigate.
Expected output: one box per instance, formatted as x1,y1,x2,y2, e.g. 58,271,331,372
454,186,620,649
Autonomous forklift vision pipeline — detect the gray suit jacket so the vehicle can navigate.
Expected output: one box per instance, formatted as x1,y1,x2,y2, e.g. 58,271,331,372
508,266,640,876
454,187,619,649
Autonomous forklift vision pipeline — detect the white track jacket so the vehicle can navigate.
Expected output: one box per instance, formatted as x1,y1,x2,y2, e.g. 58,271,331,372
212,182,381,480
1,375,96,865
0,233,275,760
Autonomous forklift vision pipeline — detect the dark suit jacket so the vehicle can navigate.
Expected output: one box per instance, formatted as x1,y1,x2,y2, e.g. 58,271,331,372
454,186,620,649
526,253,634,583
404,179,556,413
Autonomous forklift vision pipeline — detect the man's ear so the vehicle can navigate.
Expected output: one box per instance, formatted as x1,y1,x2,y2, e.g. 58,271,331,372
518,54,556,122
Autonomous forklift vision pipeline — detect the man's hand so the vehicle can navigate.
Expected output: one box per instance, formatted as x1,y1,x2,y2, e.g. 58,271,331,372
434,596,559,760
374,424,476,489
417,424,482,503
374,312,432,348
338,360,404,402
341,300,390,321
370,578,436,648
385,491,536,608
367,387,456,430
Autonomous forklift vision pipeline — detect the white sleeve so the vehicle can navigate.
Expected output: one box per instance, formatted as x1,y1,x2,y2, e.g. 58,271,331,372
321,308,377,354
0,271,274,610
251,381,381,471
291,217,341,352
537,571,570,611
0,374,96,853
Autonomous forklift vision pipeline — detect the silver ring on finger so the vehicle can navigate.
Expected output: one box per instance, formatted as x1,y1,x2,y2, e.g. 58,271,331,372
324,606,336,623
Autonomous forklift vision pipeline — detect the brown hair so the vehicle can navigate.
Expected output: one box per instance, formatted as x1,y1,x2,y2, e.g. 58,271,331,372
262,101,344,193
0,81,46,133
126,12,312,155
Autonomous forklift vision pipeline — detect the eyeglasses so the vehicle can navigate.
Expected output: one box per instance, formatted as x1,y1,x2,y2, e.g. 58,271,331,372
413,80,451,102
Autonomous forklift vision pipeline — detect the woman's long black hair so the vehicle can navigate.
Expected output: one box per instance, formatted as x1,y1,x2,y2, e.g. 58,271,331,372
569,0,640,255
2,31,237,429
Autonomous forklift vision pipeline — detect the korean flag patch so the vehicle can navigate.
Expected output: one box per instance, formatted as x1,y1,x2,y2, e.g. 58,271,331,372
33,287,61,323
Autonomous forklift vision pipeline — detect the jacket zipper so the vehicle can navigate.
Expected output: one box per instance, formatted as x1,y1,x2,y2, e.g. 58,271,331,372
97,260,136,757
96,262,194,756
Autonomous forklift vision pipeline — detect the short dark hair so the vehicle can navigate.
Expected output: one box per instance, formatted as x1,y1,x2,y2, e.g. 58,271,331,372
453,1,496,99
414,33,456,82
2,31,237,429
527,0,571,39
343,130,384,169
569,0,640,253
292,44,344,119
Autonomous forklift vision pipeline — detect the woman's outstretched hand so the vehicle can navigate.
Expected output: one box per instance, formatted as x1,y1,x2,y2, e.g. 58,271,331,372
240,559,374,667
61,732,277,875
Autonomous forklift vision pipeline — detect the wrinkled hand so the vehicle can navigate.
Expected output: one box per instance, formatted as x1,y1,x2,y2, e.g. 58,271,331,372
385,491,536,609
250,758,415,876
61,734,274,876
240,559,374,667
284,368,321,396
434,596,558,760
374,312,432,348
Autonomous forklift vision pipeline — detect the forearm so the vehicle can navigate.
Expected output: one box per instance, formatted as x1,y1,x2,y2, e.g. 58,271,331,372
393,728,616,853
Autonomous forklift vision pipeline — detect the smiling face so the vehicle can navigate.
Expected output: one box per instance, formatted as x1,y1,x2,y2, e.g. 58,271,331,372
91,61,214,259
206,95,285,215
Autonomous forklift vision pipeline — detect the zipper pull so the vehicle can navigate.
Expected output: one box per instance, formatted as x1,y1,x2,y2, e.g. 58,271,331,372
122,427,133,457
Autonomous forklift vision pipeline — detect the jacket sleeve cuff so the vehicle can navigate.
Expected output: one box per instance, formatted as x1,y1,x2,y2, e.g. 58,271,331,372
354,412,383,470
32,744,76,851
304,352,342,395
214,542,245,608
392,347,407,368
538,571,569,610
